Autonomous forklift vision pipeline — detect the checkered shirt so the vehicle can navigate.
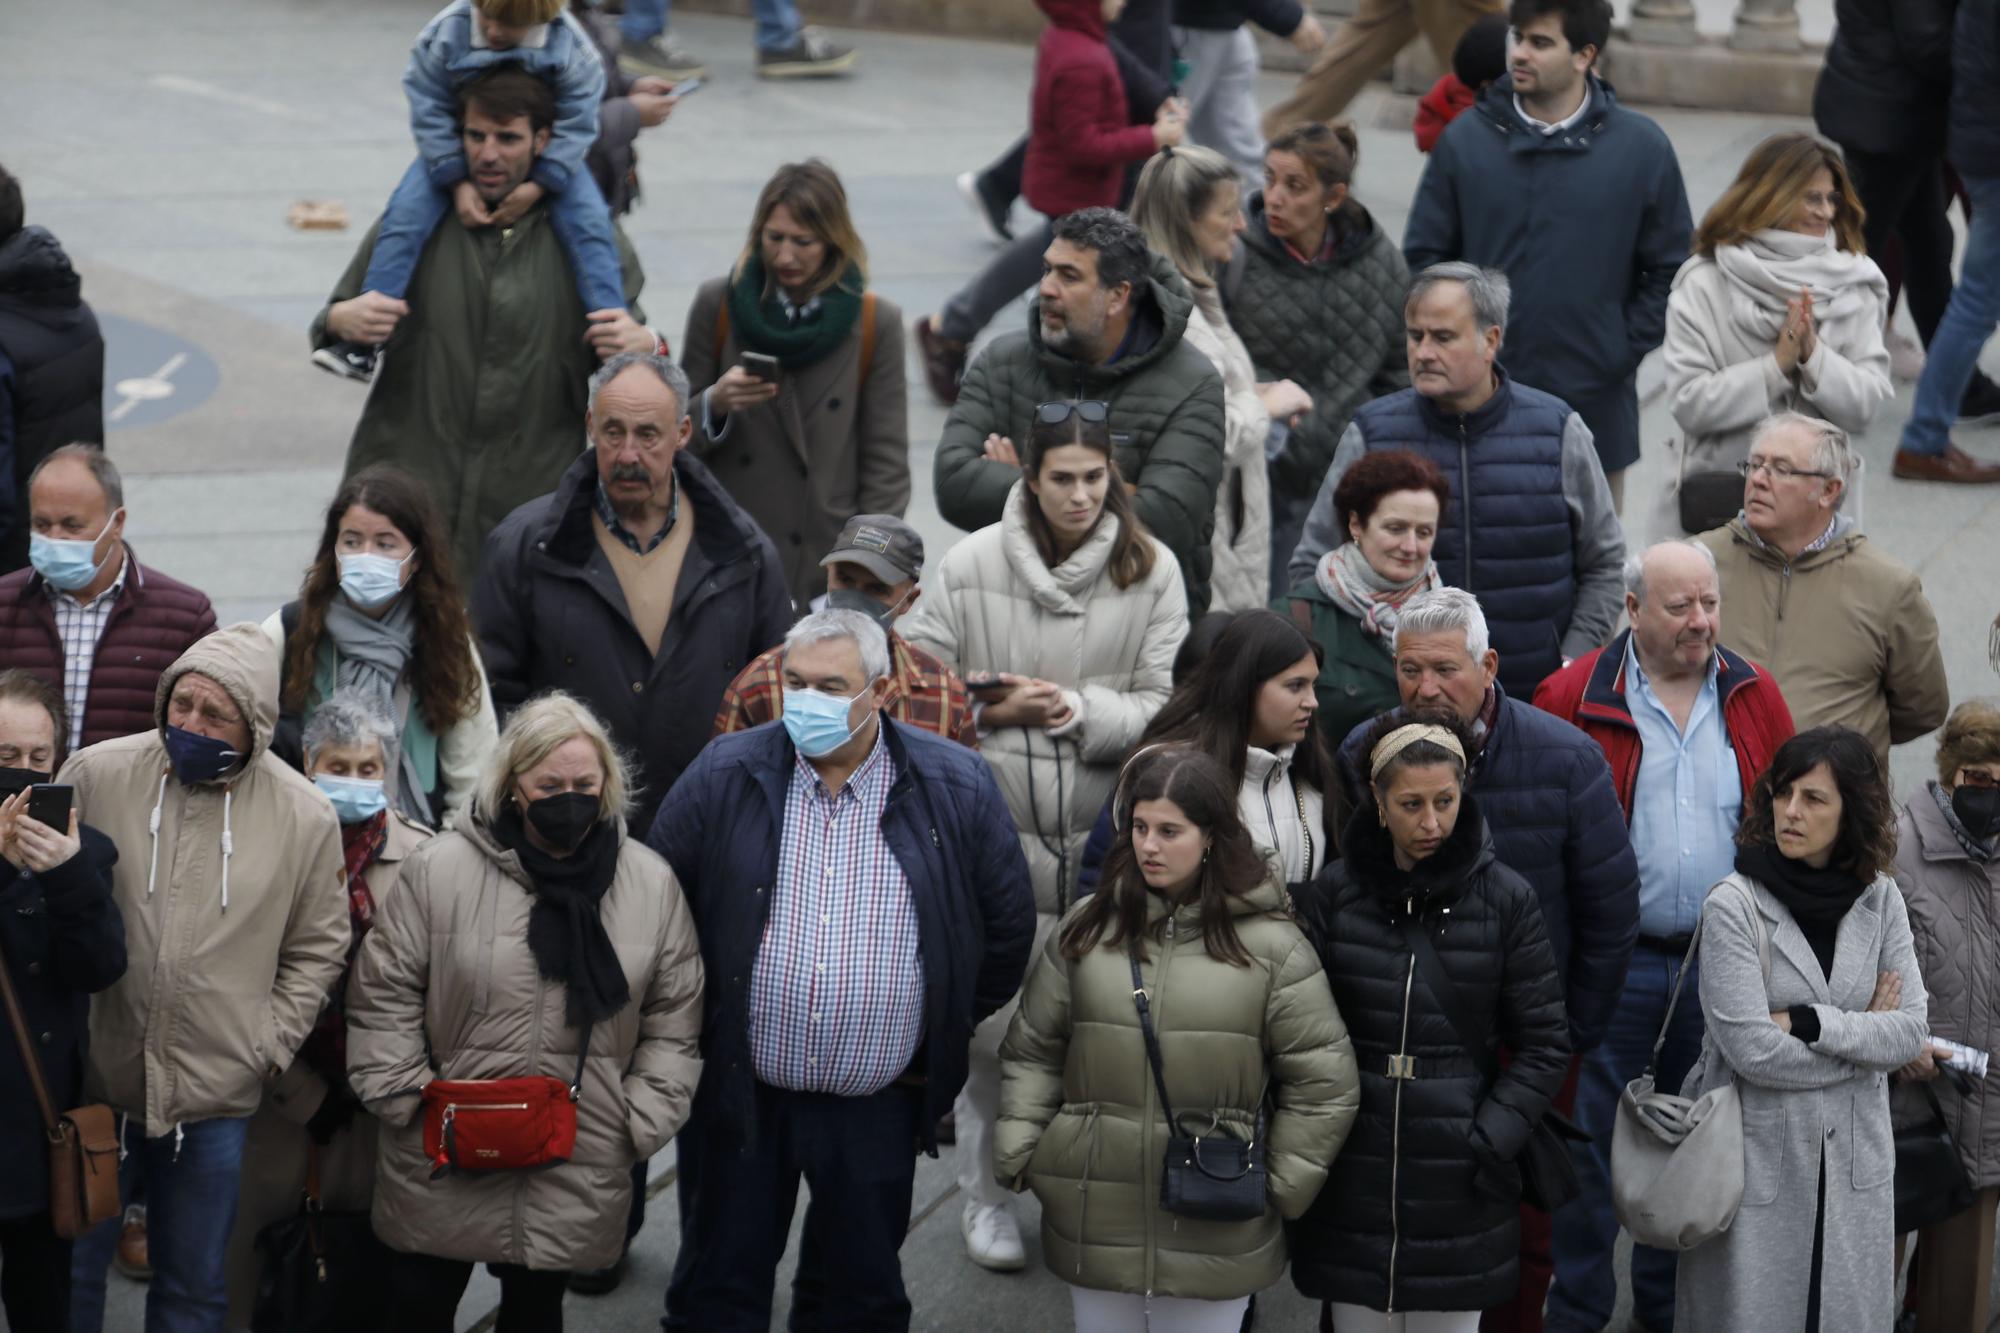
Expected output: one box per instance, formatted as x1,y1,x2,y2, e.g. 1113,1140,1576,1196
712,631,980,750
45,559,127,752
749,723,925,1095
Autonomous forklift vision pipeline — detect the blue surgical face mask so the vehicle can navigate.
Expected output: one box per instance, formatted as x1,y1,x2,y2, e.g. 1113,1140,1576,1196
30,510,121,592
314,773,389,824
338,549,415,610
162,723,242,785
782,682,876,759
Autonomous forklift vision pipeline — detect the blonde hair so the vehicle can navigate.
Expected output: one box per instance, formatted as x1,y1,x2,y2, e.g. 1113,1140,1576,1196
1131,146,1240,292
1694,133,1867,257
734,160,869,303
476,0,565,23
474,691,634,824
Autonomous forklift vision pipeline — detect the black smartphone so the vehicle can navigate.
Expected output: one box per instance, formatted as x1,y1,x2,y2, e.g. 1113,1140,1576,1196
740,351,780,382
25,784,72,830
963,674,1010,696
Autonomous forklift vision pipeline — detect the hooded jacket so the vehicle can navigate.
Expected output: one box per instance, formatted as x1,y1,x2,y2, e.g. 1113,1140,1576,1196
1696,516,1949,769
345,814,704,1272
1024,0,1160,218
934,251,1226,615
0,226,104,568
1288,799,1571,1312
1228,197,1411,501
901,481,1188,915
996,865,1357,1299
58,623,350,1135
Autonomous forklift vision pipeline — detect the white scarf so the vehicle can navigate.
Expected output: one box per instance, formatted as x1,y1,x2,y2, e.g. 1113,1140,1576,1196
1712,228,1887,342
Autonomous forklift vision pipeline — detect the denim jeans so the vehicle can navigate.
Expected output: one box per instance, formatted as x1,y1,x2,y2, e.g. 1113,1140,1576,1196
619,0,802,51
1901,172,2000,456
361,157,627,315
69,1116,250,1333
1545,945,1705,1333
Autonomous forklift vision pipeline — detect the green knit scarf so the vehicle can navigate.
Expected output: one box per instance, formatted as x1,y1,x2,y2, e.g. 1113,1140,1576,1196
725,256,866,369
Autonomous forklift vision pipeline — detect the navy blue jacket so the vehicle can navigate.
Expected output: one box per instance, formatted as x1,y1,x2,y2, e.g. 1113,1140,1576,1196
1334,690,1639,1053
1403,76,1692,474
1952,1,2000,176
0,827,124,1219
1813,0,1956,157
0,227,105,571
645,717,1036,1152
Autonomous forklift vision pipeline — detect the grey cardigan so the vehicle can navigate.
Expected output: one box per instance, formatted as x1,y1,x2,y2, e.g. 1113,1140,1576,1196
1674,871,1928,1333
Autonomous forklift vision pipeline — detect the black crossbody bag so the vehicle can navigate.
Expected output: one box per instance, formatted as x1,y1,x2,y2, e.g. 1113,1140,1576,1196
1398,918,1589,1214
1129,950,1268,1222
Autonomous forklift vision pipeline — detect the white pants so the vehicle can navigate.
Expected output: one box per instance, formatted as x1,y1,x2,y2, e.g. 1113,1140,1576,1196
1070,1286,1253,1332
1324,1305,1483,1333
955,911,1059,1209
1172,26,1266,192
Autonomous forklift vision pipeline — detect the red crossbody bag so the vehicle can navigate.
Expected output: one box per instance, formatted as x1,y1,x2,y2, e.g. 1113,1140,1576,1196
421,1024,591,1179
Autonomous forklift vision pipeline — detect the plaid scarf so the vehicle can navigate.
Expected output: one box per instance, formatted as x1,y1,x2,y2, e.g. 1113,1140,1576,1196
1314,542,1441,650
300,812,388,1081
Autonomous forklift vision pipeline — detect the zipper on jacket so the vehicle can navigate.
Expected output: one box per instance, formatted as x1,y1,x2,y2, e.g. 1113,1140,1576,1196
1386,898,1420,1314
444,1103,533,1114
1457,427,1474,588
1259,764,1284,873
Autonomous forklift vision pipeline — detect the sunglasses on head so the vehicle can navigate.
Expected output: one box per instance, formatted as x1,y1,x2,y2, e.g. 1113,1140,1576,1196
1035,399,1110,426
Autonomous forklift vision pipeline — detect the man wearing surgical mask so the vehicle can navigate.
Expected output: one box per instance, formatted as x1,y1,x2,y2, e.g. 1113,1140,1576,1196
713,513,980,748
0,444,216,753
647,608,1034,1330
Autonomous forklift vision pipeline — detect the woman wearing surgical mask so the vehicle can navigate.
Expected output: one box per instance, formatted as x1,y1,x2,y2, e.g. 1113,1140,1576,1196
262,464,497,827
222,690,432,1327
1891,701,2000,1333
900,400,1187,1273
345,692,703,1331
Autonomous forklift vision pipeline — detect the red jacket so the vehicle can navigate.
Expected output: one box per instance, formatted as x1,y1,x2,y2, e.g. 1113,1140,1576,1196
0,549,217,753
1532,631,1796,821
1024,0,1158,217
1414,73,1478,153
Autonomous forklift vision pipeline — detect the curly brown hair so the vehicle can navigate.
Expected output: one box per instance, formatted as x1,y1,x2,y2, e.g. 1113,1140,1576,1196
1332,449,1452,540
1736,725,1898,880
283,466,483,734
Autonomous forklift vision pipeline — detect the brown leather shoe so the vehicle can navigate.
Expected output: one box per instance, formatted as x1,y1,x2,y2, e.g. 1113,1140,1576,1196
1892,443,2000,483
915,315,967,406
115,1204,151,1281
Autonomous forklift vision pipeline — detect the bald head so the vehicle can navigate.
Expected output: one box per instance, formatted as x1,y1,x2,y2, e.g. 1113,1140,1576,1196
1626,541,1720,683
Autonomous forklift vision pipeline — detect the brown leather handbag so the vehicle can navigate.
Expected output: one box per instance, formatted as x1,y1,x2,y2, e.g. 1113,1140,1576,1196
0,950,121,1237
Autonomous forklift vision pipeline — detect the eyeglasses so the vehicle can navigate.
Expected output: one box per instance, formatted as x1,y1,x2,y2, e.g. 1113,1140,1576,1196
1737,457,1833,482
1960,769,2000,790
1035,400,1110,426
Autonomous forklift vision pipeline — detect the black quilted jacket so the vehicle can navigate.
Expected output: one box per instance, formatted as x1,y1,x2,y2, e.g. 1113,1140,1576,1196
1227,196,1410,502
1287,797,1570,1313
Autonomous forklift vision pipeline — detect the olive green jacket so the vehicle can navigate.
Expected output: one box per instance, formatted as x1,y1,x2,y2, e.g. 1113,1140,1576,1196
1275,577,1401,757
311,206,646,582
995,869,1358,1299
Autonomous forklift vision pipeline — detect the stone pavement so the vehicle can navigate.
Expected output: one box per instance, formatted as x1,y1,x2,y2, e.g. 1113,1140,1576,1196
3,1,1996,1329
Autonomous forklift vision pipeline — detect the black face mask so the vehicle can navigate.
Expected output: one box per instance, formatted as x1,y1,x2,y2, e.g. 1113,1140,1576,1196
0,766,51,800
522,790,601,851
1953,785,2000,841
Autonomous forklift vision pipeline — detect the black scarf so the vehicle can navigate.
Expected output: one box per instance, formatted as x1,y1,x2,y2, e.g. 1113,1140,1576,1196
1735,841,1868,979
496,809,631,1027
1341,793,1491,916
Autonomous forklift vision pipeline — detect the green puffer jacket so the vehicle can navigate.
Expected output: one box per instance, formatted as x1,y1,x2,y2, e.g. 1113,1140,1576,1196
933,252,1227,615
995,868,1359,1300
1228,197,1410,502
1273,576,1400,756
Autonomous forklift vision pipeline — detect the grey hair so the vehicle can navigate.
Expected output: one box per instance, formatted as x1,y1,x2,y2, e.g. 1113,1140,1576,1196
1407,261,1511,338
1394,586,1492,662
1752,411,1854,508
1623,540,1719,605
28,443,123,511
302,689,398,764
587,351,690,421
782,608,891,683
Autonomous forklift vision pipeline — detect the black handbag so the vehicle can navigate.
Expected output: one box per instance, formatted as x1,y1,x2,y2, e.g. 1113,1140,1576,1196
1894,1083,1978,1235
1399,918,1589,1214
251,1142,394,1333
1129,951,1269,1222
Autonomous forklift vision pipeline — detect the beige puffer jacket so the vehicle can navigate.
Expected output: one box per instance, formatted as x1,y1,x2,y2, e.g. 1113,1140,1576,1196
60,623,350,1135
901,482,1188,914
1182,283,1273,614
345,814,704,1272
995,868,1359,1299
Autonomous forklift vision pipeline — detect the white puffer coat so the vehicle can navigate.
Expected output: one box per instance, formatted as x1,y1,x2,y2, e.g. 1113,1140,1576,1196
1182,283,1272,613
902,483,1188,914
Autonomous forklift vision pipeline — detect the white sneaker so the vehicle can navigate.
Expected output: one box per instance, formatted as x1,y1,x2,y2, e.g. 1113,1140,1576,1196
961,1200,1027,1271
1887,326,1926,382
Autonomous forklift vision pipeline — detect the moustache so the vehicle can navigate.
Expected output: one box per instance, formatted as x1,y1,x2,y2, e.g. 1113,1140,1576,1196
608,464,651,484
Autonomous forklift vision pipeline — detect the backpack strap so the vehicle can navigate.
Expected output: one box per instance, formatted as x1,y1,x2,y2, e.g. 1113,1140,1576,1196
714,299,730,358
858,291,877,386
1287,597,1313,636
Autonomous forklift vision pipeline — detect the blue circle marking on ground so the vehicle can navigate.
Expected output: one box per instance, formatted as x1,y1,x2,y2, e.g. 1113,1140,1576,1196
98,312,220,430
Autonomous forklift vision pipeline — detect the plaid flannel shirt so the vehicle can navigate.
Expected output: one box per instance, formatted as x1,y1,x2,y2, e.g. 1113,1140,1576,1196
712,630,980,750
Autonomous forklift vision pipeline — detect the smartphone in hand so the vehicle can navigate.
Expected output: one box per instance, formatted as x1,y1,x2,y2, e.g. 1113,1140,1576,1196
740,351,780,382
24,784,73,830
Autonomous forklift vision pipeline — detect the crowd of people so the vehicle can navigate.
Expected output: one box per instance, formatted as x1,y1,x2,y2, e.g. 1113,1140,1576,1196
3,0,2000,1330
